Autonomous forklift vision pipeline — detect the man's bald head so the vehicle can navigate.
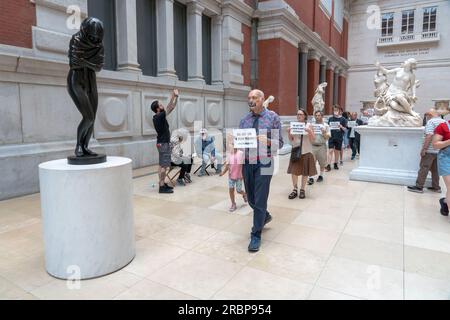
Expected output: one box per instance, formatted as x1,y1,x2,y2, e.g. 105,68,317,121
248,89,265,114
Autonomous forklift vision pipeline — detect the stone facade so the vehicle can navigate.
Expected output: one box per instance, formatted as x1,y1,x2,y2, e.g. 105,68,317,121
347,0,450,115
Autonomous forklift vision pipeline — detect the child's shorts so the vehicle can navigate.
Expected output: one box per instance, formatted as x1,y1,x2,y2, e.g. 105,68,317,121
228,179,243,192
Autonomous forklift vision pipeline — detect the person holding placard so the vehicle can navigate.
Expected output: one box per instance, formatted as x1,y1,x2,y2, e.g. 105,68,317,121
348,112,364,160
308,111,331,185
325,105,347,171
287,109,317,200
239,89,283,252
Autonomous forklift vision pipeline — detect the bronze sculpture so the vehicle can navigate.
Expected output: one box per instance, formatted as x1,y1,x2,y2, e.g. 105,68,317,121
67,17,106,165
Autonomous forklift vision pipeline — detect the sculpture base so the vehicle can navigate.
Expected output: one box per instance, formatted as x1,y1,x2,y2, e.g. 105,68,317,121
38,157,135,280
350,126,432,187
67,154,107,165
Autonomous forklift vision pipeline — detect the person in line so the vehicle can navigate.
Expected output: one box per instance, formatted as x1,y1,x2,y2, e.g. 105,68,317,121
240,89,283,252
348,112,364,160
170,130,193,186
308,111,330,185
432,119,450,216
326,105,347,171
151,89,179,194
287,109,317,199
220,138,247,212
194,128,223,176
408,108,444,193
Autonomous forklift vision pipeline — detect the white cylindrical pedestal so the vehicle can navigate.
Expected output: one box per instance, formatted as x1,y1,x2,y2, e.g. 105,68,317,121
39,156,135,280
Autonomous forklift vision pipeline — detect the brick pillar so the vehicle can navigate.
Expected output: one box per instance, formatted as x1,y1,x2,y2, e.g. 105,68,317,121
306,50,320,115
258,38,298,116
339,73,347,109
325,62,335,115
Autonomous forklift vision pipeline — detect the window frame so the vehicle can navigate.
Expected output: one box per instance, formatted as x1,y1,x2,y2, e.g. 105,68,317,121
401,9,415,35
381,12,394,37
423,6,437,33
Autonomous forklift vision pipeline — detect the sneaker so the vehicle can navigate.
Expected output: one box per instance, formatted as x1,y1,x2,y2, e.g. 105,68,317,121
334,163,339,170
248,235,261,252
439,198,449,216
325,165,331,172
164,183,174,190
159,186,174,194
427,187,442,193
307,178,314,185
407,186,424,194
351,156,355,160
317,176,324,183
264,214,273,225
229,203,237,212
177,178,186,186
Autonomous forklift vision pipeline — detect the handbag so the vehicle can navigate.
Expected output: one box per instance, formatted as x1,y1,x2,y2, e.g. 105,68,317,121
290,134,304,162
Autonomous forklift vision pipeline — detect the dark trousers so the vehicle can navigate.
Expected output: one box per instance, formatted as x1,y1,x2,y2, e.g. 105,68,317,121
171,157,192,179
416,153,439,189
243,161,273,239
349,137,360,157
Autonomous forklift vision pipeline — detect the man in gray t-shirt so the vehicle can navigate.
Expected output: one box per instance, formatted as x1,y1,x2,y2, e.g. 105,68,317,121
408,109,445,193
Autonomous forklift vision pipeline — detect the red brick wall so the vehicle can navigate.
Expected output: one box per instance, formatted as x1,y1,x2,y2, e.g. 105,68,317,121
258,38,298,116
0,0,36,48
306,59,320,115
314,5,331,45
285,0,315,30
331,25,342,57
242,24,252,87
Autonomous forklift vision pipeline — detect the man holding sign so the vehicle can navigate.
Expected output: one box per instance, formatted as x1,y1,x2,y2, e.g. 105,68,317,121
239,89,283,252
326,105,347,171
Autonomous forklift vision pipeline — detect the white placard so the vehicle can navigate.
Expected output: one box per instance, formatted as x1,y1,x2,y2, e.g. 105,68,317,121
313,124,324,134
347,121,357,128
329,121,340,130
290,122,306,135
233,128,257,149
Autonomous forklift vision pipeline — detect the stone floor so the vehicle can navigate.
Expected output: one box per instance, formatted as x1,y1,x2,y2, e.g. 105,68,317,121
1,150,450,300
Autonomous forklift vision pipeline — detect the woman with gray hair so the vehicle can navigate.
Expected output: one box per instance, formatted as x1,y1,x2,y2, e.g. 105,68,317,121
170,129,193,186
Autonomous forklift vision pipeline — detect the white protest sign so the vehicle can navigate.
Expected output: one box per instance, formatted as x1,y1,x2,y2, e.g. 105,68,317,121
290,122,306,135
347,121,357,128
233,128,257,149
313,124,324,134
329,121,340,130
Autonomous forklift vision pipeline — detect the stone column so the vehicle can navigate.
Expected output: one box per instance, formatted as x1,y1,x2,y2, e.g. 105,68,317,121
334,67,340,106
298,43,309,109
320,56,327,84
157,0,177,78
187,1,205,83
211,15,223,85
307,49,320,115
116,0,140,72
325,61,335,114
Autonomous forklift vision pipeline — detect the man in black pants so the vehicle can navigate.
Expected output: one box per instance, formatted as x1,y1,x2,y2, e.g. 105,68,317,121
326,105,347,171
151,89,179,194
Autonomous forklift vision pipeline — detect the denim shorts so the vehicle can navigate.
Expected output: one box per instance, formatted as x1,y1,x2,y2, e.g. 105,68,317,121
228,178,243,192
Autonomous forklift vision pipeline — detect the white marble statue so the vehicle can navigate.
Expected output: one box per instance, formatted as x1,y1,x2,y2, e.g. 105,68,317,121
312,82,327,113
263,95,275,109
369,58,422,127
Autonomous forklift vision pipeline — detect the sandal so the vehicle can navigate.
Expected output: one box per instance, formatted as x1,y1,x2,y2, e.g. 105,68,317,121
299,189,306,199
288,188,298,200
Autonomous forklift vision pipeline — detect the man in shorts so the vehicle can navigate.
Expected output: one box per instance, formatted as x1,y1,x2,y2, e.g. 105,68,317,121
308,111,331,185
151,89,179,194
326,105,347,171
